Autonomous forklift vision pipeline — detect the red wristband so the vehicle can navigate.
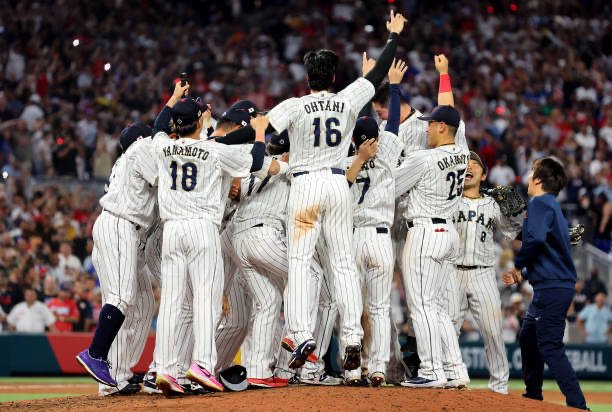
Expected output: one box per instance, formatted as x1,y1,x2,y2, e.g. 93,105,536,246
439,73,452,94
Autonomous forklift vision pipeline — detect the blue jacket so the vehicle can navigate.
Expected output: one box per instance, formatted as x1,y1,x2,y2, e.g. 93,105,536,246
514,193,576,291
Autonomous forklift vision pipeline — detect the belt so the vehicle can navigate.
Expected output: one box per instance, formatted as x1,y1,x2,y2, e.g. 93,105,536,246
292,168,345,178
353,227,389,234
456,265,491,270
103,209,141,231
407,218,446,228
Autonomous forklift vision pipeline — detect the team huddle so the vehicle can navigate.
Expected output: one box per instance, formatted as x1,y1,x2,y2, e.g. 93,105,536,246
75,12,526,396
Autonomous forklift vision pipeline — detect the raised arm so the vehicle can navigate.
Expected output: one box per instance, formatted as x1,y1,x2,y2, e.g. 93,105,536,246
363,11,407,89
152,82,190,136
385,59,408,135
435,55,454,107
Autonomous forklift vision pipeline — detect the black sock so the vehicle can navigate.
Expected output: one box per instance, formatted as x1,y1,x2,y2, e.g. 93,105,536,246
88,304,125,360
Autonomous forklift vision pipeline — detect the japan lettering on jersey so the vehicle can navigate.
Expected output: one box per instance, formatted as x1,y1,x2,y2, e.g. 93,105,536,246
153,132,252,225
232,165,290,235
453,195,522,267
100,137,158,229
394,121,470,221
349,131,404,228
267,78,375,173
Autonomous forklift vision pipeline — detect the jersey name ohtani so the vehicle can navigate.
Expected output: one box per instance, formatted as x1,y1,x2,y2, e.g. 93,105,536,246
303,100,346,114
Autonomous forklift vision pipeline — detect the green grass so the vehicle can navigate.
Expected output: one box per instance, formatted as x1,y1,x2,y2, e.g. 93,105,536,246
468,379,612,393
0,377,93,384
0,393,83,402
590,405,612,412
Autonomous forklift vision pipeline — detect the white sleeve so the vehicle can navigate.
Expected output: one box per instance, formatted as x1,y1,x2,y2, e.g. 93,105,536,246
216,144,253,178
6,305,18,326
252,156,273,180
134,140,159,186
394,150,428,196
337,77,376,115
378,131,404,166
267,98,300,133
455,120,468,150
44,305,57,326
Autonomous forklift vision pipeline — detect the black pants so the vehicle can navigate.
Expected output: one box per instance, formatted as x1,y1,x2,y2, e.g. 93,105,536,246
519,288,587,409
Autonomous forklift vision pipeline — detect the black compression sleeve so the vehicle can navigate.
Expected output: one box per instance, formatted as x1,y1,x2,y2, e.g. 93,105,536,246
152,106,173,136
216,124,277,145
364,33,399,89
249,141,265,172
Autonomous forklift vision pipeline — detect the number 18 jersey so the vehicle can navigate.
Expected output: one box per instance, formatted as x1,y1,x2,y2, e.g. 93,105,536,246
153,132,253,225
267,78,374,173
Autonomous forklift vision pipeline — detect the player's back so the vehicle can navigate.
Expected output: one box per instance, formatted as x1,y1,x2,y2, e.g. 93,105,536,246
154,134,251,225
100,137,158,229
268,78,374,173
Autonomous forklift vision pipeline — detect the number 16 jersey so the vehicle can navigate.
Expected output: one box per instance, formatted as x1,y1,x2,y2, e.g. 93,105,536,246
153,132,253,225
267,78,375,173
394,121,470,221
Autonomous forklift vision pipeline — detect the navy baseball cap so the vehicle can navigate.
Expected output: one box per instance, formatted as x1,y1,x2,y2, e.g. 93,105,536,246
418,105,461,128
220,107,250,127
230,100,260,118
218,365,248,392
353,117,379,149
172,98,203,126
469,151,487,174
270,130,289,149
119,122,151,152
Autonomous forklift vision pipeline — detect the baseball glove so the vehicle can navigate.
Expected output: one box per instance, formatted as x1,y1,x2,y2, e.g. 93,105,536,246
568,224,585,246
481,185,527,217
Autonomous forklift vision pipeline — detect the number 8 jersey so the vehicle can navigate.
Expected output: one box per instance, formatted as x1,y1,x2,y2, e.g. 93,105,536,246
267,78,375,173
153,132,253,225
394,121,470,221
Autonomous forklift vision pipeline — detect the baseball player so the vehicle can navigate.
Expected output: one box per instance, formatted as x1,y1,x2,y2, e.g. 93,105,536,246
447,151,522,394
343,59,407,386
76,122,159,389
151,81,267,396
263,11,407,371
394,55,470,388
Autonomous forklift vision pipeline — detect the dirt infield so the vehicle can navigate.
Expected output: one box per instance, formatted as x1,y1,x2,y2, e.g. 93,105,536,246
3,385,609,411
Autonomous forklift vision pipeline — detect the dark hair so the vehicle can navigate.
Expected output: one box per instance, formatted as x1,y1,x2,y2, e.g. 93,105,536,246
215,119,239,132
533,157,567,195
372,81,390,106
303,49,338,91
174,120,199,137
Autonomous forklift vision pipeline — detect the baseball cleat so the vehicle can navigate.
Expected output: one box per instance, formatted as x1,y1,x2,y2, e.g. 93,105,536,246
342,344,362,371
288,339,317,369
247,377,289,388
300,373,343,386
444,378,470,390
181,382,212,395
155,374,185,396
76,349,118,387
281,337,318,363
186,362,224,392
370,372,385,387
400,376,447,388
143,377,162,395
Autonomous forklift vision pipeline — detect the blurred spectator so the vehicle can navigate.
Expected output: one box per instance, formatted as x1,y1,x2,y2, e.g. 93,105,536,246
74,283,93,332
58,242,82,282
501,305,520,344
568,280,589,323
46,282,79,332
0,305,6,331
584,269,607,302
488,156,516,187
577,293,611,344
0,274,23,314
6,289,56,333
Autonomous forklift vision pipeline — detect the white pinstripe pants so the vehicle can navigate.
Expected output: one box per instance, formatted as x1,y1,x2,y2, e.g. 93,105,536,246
447,267,508,393
286,173,363,350
401,221,467,381
155,219,223,376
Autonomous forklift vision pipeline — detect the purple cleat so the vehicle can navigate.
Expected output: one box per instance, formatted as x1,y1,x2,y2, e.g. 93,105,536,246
76,349,118,387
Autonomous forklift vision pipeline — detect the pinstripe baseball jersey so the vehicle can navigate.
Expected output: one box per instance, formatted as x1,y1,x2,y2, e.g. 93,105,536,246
394,121,470,221
99,137,158,229
267,77,375,173
153,132,253,225
453,195,522,267
380,108,428,158
232,162,289,235
350,131,404,228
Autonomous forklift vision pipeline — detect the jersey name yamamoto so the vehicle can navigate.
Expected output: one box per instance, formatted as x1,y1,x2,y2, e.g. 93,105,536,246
453,195,522,267
267,77,375,173
350,131,404,228
153,132,252,225
395,121,470,221
99,137,158,229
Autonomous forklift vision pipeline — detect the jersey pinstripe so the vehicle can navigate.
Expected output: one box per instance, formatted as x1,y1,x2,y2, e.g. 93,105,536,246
380,108,428,158
350,131,404,228
395,121,469,221
153,132,252,225
453,195,523,267
99,137,158,229
268,77,375,173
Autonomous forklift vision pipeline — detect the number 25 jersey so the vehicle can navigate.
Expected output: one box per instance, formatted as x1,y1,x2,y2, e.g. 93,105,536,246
153,132,253,225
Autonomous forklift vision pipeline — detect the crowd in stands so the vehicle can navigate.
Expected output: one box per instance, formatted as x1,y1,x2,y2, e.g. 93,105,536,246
0,1,609,342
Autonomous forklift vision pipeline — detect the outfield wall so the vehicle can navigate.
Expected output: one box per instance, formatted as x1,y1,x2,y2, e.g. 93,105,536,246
0,333,610,379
